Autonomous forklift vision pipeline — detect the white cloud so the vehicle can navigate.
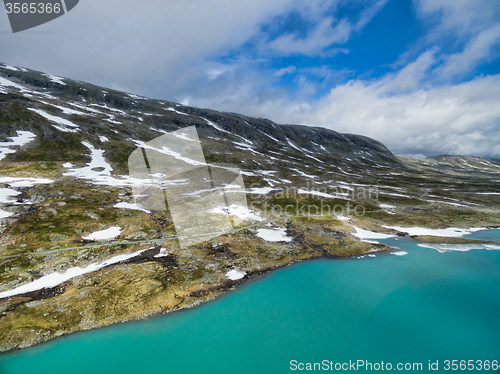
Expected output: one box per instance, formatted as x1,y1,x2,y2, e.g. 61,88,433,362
267,17,352,55
0,0,295,95
411,0,500,81
384,48,438,91
263,0,388,56
303,74,500,157
355,0,389,30
187,52,500,158
437,24,500,79
415,0,500,36
274,66,297,76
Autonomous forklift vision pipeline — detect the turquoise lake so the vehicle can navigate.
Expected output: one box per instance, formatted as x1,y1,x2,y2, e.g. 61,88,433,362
1,230,499,373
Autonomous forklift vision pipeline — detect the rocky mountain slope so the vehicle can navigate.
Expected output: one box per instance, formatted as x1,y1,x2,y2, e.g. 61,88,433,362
1,63,499,351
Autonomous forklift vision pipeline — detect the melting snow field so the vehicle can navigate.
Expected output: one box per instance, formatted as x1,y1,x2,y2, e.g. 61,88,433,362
113,201,151,214
256,228,292,242
0,209,14,219
0,188,21,218
43,74,66,85
0,188,21,204
0,248,146,299
210,204,263,222
246,187,275,195
62,142,187,188
225,269,246,280
0,177,53,188
82,226,122,241
417,243,500,253
0,130,37,161
380,204,396,209
352,227,394,240
130,138,205,167
382,225,485,237
0,175,52,220
0,76,26,94
28,108,80,133
63,142,115,183
202,117,231,134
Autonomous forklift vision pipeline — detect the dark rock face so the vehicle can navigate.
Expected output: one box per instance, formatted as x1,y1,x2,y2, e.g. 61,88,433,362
0,64,402,172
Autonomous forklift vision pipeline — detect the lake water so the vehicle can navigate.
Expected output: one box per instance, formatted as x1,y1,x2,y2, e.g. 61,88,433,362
1,230,499,373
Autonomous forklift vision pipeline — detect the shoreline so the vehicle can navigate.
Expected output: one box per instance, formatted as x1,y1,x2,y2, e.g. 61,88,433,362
1,226,499,354
0,252,346,354
0,230,392,354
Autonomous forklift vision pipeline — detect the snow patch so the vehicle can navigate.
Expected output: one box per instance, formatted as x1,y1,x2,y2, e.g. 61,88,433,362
0,177,53,188
90,103,126,115
383,226,485,237
130,138,205,167
336,215,350,222
63,141,116,184
154,248,170,258
166,107,188,116
43,74,66,85
226,269,246,280
417,243,500,253
0,248,147,299
297,188,349,200
0,77,25,93
0,130,36,161
0,209,14,219
28,108,79,133
258,130,279,142
291,168,318,179
43,103,86,116
1,64,19,71
202,117,231,134
256,228,292,242
113,201,151,214
246,187,275,195
0,188,21,204
210,204,263,222
380,204,395,209
352,227,394,240
391,251,408,256
82,226,122,241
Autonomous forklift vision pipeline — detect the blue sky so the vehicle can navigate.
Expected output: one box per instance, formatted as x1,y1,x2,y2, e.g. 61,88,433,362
1,0,500,157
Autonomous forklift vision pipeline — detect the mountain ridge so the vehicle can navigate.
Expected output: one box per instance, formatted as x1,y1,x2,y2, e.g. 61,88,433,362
0,62,402,169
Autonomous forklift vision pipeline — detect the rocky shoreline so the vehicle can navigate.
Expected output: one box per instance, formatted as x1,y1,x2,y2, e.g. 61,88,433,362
2,217,500,352
0,218,392,352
